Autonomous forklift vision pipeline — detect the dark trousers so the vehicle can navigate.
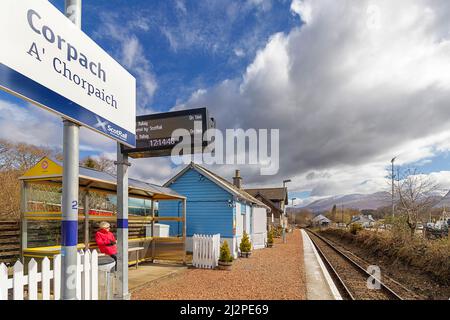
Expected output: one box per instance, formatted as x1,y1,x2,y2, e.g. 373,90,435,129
110,254,117,271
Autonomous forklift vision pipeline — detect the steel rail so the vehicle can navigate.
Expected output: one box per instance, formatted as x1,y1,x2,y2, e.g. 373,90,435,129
316,231,422,299
307,230,355,300
306,229,404,300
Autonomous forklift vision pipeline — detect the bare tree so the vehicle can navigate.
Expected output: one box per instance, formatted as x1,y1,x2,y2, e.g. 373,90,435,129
97,156,116,175
395,168,439,237
0,139,62,218
0,139,59,172
80,155,116,175
292,209,315,226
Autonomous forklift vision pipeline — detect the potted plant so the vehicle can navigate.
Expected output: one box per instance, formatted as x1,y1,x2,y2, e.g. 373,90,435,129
267,229,274,248
218,240,233,271
239,232,252,258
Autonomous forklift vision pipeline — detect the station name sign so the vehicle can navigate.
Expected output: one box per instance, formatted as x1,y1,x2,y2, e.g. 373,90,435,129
122,108,215,158
0,0,136,147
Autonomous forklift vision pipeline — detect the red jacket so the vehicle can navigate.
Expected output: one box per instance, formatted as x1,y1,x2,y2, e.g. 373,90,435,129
95,229,117,255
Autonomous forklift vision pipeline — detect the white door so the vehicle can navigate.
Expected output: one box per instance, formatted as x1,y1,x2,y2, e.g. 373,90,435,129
252,207,267,249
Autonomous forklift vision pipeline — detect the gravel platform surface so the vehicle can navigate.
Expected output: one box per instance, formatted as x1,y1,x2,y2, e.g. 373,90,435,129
132,229,307,300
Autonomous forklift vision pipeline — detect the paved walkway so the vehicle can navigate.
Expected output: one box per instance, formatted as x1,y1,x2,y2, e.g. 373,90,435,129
132,230,307,300
301,229,342,300
128,263,187,292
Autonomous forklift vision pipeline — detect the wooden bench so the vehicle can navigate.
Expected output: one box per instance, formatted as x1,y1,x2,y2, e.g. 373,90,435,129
128,247,145,269
96,247,145,269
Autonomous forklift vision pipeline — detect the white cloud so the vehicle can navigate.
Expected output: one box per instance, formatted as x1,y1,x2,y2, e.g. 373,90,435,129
129,157,181,185
3,0,450,201
247,0,272,12
0,98,117,153
94,13,157,114
234,48,245,57
175,0,187,15
175,0,450,199
290,0,312,23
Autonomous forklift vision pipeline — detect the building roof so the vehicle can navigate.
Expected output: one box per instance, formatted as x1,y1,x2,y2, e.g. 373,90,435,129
245,187,288,204
312,214,331,223
20,157,185,200
164,162,270,211
351,214,375,224
252,193,283,216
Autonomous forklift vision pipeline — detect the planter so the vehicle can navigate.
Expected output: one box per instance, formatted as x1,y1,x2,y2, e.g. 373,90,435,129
240,251,251,258
218,260,233,271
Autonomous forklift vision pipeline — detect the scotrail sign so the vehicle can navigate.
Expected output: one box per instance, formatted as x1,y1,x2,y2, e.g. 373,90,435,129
0,0,136,147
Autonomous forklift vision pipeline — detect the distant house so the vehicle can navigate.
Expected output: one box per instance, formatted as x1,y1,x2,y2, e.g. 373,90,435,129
311,214,331,227
350,214,375,228
245,187,288,227
159,163,270,258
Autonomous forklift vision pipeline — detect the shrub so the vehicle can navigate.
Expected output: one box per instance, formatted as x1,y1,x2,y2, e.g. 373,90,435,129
273,225,283,238
239,232,252,253
319,227,450,284
267,229,274,244
219,240,233,263
349,223,363,235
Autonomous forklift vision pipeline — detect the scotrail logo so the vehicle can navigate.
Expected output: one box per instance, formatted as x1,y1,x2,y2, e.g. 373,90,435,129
94,116,108,132
94,116,127,141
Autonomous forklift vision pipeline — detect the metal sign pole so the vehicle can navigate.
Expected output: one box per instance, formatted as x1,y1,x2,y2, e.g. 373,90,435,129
116,142,130,299
61,0,81,300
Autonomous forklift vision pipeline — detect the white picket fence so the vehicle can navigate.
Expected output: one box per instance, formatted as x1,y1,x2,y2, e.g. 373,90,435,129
192,234,220,269
0,250,98,300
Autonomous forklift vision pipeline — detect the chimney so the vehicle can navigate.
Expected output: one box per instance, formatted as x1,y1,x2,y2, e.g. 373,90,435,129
233,169,242,189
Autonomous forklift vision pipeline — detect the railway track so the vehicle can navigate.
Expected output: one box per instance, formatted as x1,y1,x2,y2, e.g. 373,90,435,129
306,229,420,300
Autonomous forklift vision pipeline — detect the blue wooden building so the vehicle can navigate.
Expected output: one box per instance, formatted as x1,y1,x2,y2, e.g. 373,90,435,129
158,162,269,258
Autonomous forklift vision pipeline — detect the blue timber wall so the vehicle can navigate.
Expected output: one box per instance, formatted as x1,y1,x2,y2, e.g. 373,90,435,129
158,168,234,238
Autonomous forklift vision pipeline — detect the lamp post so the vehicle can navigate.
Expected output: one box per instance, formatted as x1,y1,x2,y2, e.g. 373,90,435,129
282,179,291,243
291,197,297,225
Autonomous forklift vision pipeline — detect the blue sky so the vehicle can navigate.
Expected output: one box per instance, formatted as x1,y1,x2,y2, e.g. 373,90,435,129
2,0,450,204
47,0,298,113
2,0,298,158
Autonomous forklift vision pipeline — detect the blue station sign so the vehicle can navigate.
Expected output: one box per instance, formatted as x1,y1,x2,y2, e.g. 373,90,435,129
0,0,136,147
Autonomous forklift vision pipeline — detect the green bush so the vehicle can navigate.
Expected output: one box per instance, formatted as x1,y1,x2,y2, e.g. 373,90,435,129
350,223,363,235
239,232,252,252
273,225,283,238
219,240,233,263
320,228,450,284
267,229,274,244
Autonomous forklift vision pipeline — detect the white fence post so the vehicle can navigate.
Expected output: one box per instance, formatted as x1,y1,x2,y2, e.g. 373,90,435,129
13,261,24,300
28,259,38,300
0,250,98,300
82,250,91,300
192,234,220,269
76,251,82,300
53,254,61,300
0,263,8,300
41,257,51,300
91,250,98,300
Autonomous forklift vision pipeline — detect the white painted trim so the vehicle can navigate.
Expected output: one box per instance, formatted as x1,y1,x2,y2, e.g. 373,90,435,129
301,229,342,300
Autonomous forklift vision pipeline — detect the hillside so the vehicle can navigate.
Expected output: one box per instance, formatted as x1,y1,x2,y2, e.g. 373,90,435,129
298,191,392,212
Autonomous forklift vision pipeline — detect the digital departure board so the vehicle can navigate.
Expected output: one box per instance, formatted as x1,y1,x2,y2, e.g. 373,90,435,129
122,108,215,158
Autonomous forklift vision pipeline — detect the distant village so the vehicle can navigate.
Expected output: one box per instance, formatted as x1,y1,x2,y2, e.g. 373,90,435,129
287,191,450,239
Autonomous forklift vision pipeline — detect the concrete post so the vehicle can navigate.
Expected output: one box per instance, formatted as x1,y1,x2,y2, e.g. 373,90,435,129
115,142,130,300
60,0,82,300
61,120,80,300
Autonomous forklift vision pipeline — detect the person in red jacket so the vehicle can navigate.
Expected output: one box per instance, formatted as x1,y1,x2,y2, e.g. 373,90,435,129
95,221,117,269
